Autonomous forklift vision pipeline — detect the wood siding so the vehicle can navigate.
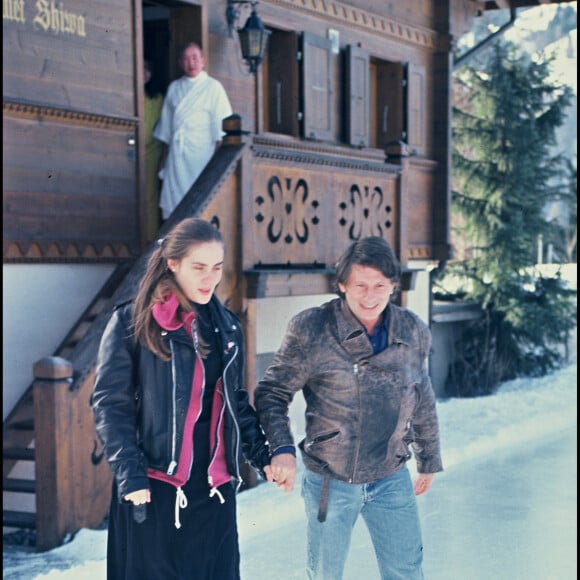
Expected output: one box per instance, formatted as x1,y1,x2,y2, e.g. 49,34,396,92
3,0,141,262
3,107,139,260
3,0,464,264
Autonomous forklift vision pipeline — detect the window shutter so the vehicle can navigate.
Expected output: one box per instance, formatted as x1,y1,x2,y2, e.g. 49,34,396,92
301,32,334,142
345,44,370,148
405,62,426,152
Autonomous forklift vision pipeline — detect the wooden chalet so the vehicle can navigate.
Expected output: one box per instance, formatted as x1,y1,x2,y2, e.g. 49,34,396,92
3,0,573,551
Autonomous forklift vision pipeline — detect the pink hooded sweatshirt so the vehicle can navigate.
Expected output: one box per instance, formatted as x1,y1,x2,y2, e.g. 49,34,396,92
147,293,230,528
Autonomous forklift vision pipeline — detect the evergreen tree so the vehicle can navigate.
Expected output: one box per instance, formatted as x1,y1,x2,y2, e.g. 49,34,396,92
436,40,576,397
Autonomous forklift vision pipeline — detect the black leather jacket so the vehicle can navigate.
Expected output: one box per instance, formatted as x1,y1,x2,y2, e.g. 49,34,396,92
91,295,270,502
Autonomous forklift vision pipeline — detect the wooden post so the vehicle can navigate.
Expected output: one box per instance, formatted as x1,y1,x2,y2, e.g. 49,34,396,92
222,113,253,145
33,356,74,552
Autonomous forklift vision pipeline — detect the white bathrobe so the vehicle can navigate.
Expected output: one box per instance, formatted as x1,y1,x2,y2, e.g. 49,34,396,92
153,71,232,219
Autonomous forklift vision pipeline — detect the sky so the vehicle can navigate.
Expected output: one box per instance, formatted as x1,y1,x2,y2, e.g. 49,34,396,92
508,3,578,94
3,351,577,580
461,3,577,94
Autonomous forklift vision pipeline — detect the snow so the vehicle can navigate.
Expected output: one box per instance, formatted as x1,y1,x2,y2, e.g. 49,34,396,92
3,360,577,580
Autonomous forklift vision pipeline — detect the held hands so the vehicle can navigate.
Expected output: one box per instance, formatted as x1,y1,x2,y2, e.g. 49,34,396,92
263,464,273,483
123,470,431,499
124,489,151,505
413,473,435,496
268,453,297,493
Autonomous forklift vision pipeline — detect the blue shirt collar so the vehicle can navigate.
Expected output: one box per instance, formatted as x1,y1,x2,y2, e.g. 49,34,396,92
365,307,390,354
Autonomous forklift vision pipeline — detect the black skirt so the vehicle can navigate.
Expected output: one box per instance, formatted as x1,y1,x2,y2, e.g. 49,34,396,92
106,477,239,580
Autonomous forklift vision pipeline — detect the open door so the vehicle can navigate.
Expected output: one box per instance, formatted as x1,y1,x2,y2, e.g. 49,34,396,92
138,1,204,244
142,2,205,90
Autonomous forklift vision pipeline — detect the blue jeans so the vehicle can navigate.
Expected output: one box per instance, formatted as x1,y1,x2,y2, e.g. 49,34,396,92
301,467,424,580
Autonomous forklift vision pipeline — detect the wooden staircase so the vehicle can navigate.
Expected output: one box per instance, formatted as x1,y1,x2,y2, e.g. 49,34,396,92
2,134,248,551
2,263,132,547
3,401,36,532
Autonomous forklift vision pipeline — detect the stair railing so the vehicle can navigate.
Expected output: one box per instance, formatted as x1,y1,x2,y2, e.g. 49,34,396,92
32,356,111,552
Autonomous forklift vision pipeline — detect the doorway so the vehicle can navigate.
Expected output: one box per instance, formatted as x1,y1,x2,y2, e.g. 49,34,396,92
142,0,204,91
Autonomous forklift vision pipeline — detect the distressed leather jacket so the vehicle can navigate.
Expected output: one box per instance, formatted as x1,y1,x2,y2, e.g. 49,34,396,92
254,298,443,484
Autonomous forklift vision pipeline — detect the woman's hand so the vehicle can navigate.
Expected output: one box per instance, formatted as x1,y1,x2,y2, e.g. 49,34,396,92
124,489,151,505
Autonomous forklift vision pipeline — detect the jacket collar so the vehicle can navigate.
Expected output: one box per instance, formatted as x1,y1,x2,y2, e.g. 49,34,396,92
205,295,239,344
334,299,413,355
151,292,240,354
334,299,373,359
388,306,414,347
152,292,195,332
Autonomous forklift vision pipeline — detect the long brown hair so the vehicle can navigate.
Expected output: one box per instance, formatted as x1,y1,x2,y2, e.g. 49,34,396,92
132,218,224,360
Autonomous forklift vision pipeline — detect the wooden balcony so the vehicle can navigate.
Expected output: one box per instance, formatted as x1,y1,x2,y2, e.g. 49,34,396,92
3,114,444,551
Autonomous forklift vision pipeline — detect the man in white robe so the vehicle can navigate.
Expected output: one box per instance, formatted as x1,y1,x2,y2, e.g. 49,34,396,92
154,43,233,220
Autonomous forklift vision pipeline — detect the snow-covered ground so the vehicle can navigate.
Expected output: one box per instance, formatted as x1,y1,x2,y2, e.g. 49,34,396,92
3,358,577,580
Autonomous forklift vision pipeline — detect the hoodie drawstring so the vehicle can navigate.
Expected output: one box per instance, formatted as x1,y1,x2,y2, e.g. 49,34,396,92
172,483,225,530
174,487,188,529
209,486,225,504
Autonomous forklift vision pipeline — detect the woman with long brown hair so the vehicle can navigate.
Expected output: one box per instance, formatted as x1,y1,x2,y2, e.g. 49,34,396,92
92,217,273,579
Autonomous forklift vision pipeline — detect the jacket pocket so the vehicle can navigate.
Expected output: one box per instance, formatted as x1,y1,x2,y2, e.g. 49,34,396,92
303,430,340,450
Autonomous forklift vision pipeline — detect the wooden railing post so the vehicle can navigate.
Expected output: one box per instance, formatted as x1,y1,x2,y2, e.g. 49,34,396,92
33,356,74,552
222,113,252,145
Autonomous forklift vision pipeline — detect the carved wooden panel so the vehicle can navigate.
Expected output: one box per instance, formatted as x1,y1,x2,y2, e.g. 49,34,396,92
242,147,400,269
196,169,243,310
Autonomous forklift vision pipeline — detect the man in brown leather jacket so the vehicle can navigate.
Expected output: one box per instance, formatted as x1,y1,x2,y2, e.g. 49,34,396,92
254,236,443,580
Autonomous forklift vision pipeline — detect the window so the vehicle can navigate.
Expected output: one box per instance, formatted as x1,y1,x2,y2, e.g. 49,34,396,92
263,29,334,141
369,57,425,154
263,28,299,137
262,30,425,155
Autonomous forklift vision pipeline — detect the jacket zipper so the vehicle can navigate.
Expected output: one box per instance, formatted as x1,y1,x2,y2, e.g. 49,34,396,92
168,340,178,475
222,342,243,489
166,319,205,479
350,362,362,483
188,317,205,480
207,378,227,502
